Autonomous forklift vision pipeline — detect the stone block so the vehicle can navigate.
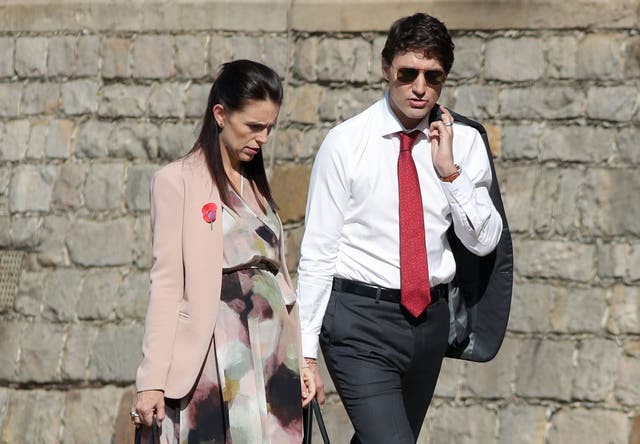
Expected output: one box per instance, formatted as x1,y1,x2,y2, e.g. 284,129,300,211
499,165,537,233
598,242,629,279
617,127,640,165
498,405,547,444
550,287,607,334
37,214,72,266
607,285,640,334
547,35,578,79
499,87,585,120
77,269,121,320
89,323,143,382
453,85,500,120
61,79,99,115
116,270,149,320
624,35,640,78
0,83,22,117
15,37,47,77
625,340,640,358
449,37,483,79
9,164,58,212
433,356,462,398
583,169,640,236
83,163,126,211
0,119,29,161
270,164,311,223
52,162,86,210
47,119,74,159
317,88,342,122
10,216,40,248
292,37,318,81
553,168,583,236
485,37,544,81
587,86,638,121
149,82,185,118
0,216,9,246
0,388,8,429
271,128,303,161
317,37,371,82
508,282,554,333
230,35,263,62
126,164,158,211
485,124,501,158
13,271,44,317
208,34,232,74
461,337,518,398
630,244,640,281
515,240,596,282
62,387,123,444
26,120,47,159
47,35,75,77
300,128,327,160
21,82,60,115
426,404,497,444
19,322,66,383
573,338,620,401
0,37,14,77
75,120,112,158
102,37,131,78
99,84,148,117
110,122,158,160
184,82,209,118
283,85,324,124
632,414,640,444
41,268,83,322
158,122,197,160
515,339,574,400
548,408,628,444
576,34,624,80
132,35,174,79
132,215,152,269
263,35,289,76
77,35,100,76
175,35,207,78
530,166,557,234
0,321,23,381
0,390,64,443
284,224,304,273
67,218,134,266
339,88,382,120
369,36,385,83
540,126,613,162
61,324,97,381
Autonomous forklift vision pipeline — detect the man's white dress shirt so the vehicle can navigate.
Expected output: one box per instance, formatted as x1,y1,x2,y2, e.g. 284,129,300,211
296,94,503,358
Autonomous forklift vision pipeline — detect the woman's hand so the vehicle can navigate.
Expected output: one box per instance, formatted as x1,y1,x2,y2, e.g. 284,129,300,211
300,367,317,407
132,390,165,427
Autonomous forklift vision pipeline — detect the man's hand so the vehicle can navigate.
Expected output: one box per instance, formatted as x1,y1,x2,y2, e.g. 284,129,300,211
305,357,326,406
430,105,457,178
301,367,317,407
132,389,165,427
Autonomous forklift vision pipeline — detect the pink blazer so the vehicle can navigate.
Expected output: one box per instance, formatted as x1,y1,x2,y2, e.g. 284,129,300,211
136,151,302,399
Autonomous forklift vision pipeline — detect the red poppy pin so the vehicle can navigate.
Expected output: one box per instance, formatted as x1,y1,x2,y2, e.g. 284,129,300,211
201,202,218,230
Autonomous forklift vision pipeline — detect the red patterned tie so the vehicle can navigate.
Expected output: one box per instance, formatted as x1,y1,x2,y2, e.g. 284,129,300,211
398,131,431,317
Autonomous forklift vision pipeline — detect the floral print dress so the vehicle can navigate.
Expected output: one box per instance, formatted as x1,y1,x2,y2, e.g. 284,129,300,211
150,187,303,443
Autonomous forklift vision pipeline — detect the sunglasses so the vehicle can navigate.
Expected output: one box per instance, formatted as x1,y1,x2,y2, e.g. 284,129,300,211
395,68,446,86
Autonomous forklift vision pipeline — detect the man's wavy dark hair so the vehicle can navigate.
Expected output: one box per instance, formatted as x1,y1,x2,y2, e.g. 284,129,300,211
382,13,455,74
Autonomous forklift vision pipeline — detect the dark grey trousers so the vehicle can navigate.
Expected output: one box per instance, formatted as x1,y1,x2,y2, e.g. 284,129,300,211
320,287,450,444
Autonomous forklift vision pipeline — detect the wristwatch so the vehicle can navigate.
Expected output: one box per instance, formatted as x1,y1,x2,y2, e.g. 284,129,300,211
440,164,461,182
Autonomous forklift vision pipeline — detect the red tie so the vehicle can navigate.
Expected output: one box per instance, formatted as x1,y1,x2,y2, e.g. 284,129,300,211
398,131,431,317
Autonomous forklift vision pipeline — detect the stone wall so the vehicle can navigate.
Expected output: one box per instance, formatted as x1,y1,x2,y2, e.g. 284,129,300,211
0,0,639,442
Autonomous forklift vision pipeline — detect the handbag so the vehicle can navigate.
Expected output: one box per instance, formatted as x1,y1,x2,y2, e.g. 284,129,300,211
134,416,160,444
303,398,330,444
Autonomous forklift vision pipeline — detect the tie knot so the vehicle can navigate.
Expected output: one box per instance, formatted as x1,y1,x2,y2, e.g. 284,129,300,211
399,130,421,152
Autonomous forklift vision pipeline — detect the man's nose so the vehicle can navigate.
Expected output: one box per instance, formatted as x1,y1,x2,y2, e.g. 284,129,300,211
412,73,426,96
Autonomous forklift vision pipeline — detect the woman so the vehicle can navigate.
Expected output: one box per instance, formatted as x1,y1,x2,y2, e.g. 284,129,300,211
131,60,315,443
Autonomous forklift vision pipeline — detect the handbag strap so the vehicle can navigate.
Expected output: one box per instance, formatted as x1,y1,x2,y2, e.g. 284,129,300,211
303,398,331,444
311,398,330,443
134,416,160,444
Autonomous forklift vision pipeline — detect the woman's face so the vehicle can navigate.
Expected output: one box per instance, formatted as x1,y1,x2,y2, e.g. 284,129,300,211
213,99,280,170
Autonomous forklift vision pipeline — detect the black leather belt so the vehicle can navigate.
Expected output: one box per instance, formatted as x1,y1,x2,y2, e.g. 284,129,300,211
332,277,447,304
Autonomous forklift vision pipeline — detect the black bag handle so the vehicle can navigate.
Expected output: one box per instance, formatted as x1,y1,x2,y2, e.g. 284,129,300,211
134,416,159,444
303,398,330,444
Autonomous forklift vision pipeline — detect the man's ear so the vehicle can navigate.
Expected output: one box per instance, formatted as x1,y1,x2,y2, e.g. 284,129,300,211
382,61,390,82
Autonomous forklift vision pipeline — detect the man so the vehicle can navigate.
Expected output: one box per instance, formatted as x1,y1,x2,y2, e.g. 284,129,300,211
297,13,511,443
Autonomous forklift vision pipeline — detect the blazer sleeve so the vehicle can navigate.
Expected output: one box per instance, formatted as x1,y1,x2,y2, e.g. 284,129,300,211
136,164,185,392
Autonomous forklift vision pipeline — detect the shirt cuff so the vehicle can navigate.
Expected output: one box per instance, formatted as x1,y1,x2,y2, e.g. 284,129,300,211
301,332,320,359
440,170,475,206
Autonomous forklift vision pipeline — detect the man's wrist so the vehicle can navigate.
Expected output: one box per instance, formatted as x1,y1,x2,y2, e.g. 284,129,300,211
439,164,461,182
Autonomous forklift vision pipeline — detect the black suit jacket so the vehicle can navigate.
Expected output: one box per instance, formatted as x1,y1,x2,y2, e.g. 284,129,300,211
430,105,514,362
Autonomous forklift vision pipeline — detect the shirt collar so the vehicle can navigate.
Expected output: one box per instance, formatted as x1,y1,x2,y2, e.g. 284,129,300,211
378,90,432,139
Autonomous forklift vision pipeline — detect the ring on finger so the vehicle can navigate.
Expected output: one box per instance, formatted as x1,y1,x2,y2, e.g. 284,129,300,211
443,121,453,126
130,409,140,419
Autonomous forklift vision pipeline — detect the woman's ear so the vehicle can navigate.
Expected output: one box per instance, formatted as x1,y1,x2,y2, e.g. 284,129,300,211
212,104,226,128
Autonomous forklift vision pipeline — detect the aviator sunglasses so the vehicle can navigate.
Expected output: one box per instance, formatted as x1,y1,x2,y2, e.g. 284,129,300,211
395,67,446,86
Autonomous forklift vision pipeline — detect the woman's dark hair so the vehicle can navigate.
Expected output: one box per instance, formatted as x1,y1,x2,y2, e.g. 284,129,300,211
381,13,455,74
189,59,283,210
